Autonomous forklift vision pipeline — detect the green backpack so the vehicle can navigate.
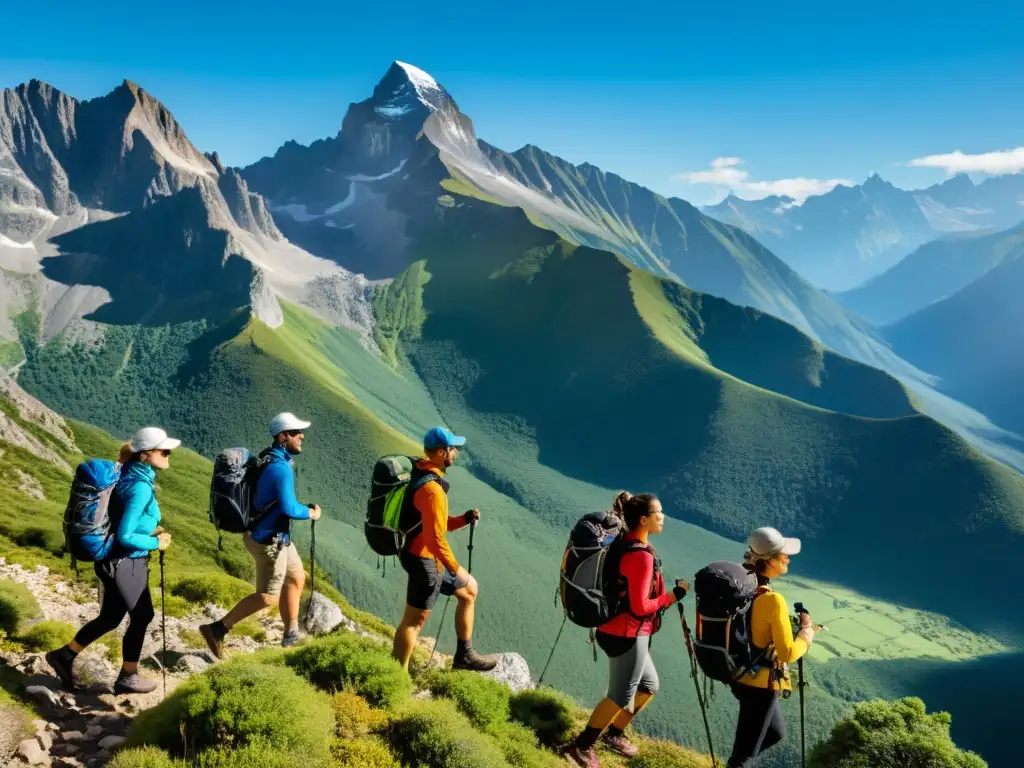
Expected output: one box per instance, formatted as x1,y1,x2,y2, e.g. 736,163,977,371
364,455,442,556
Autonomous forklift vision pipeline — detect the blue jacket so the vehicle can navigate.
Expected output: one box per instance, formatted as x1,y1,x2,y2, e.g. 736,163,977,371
249,444,311,545
110,461,161,559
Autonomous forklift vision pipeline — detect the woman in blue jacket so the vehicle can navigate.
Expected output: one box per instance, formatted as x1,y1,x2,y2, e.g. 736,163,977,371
47,427,177,693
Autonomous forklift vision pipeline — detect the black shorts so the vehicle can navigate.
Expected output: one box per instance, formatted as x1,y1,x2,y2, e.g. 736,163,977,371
400,552,467,610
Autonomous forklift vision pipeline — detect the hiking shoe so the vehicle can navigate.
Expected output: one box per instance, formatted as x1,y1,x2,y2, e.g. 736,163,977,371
198,622,226,660
281,629,301,648
601,731,639,758
560,743,599,768
44,647,76,688
451,647,498,672
113,672,157,694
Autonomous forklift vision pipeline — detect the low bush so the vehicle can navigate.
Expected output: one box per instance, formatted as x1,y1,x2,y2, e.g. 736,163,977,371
424,669,511,730
126,659,334,766
171,574,252,608
18,620,76,652
388,698,508,768
195,739,295,768
332,691,391,738
0,578,41,635
286,633,411,709
177,628,206,649
509,687,577,747
489,721,564,768
627,740,710,768
107,747,186,768
332,736,401,768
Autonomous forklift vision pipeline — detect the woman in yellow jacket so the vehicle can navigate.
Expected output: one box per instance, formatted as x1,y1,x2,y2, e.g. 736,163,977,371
727,527,816,768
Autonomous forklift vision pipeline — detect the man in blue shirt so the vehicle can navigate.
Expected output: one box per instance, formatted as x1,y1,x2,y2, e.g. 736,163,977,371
199,412,321,657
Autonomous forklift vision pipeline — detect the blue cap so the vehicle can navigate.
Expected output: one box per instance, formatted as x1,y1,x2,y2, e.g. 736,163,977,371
423,426,466,450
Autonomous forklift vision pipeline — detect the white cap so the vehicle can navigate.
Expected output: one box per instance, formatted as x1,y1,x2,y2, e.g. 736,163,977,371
269,412,312,437
747,527,801,558
129,427,181,453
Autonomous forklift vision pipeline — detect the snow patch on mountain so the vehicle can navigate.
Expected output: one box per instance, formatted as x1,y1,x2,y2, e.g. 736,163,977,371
395,61,442,100
0,232,33,248
346,159,407,182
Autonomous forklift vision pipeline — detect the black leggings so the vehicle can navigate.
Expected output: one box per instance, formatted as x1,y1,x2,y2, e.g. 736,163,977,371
728,685,786,767
74,557,155,664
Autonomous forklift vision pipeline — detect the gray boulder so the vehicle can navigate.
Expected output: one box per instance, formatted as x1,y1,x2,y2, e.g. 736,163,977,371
303,592,354,636
481,653,533,694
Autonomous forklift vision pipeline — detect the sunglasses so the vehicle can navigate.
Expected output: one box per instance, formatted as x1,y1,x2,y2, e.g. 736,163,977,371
157,449,173,457
283,430,304,438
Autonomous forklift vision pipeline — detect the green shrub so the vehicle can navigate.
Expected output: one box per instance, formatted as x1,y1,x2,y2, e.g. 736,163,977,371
388,698,507,768
488,721,564,768
171,574,252,608
332,691,391,738
18,620,76,652
177,628,206,649
107,746,186,768
286,633,412,709
509,687,577,747
332,737,401,768
809,697,987,768
0,578,41,635
126,659,334,766
195,739,295,768
628,740,709,768
424,669,511,730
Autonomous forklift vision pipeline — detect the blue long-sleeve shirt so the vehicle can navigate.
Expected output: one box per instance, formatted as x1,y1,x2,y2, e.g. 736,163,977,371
249,444,310,545
111,461,161,559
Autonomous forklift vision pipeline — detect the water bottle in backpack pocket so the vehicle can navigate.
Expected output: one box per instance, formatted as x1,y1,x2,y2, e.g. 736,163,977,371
64,459,122,564
692,560,770,683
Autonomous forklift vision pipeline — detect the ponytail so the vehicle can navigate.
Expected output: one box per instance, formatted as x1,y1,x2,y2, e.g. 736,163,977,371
118,442,135,464
610,491,632,522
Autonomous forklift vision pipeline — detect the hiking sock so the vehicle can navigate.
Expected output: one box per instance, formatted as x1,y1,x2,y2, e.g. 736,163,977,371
574,726,603,750
604,725,625,741
61,645,79,660
211,619,228,638
455,638,471,658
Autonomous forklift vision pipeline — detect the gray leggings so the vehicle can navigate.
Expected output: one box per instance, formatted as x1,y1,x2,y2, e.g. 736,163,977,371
603,635,659,709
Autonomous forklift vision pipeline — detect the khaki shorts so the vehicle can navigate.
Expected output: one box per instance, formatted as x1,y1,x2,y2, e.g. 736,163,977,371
243,533,303,597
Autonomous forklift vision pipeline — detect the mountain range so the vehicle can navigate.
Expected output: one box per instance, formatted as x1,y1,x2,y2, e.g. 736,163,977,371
1,61,1023,766
704,171,1024,292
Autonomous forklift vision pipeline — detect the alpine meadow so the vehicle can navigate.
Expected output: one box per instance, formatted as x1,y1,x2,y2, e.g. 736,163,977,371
2,44,1023,768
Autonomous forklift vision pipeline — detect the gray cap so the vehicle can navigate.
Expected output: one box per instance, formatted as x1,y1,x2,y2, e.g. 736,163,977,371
747,527,801,558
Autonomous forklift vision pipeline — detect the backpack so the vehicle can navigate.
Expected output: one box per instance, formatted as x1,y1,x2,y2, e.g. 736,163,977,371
692,560,770,683
558,511,629,628
209,447,274,540
364,455,441,557
63,459,122,566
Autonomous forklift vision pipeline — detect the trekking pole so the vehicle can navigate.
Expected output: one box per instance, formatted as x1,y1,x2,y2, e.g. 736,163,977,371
537,615,567,686
798,656,806,768
467,519,475,575
159,550,167,699
304,518,316,625
679,604,716,766
427,517,475,669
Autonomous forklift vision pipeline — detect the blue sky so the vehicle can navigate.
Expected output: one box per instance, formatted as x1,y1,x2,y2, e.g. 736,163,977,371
3,0,1023,204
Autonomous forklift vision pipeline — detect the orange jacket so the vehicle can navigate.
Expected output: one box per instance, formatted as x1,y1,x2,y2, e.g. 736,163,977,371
405,460,468,574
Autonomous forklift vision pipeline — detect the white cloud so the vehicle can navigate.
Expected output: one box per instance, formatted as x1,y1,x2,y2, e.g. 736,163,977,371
675,157,852,203
907,147,1024,175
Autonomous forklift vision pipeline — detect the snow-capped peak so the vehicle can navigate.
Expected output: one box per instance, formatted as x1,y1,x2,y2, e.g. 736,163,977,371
394,61,442,99
369,61,452,119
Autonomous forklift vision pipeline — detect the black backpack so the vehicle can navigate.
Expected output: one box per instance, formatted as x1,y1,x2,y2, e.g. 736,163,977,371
364,455,442,557
559,511,631,628
209,447,275,543
692,561,770,683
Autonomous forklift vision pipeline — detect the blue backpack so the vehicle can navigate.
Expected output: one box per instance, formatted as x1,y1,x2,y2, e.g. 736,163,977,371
63,459,122,567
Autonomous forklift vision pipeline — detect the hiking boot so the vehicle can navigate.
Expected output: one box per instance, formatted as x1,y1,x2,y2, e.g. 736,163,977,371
113,671,157,694
281,629,301,648
198,622,226,660
601,731,640,758
451,647,498,672
45,647,76,689
560,743,599,768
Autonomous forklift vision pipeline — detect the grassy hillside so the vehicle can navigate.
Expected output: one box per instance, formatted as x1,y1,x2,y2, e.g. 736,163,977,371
837,222,1024,326
379,197,1024,632
885,252,1024,439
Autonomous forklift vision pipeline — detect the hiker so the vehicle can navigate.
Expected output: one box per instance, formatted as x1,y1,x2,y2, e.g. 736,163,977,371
562,493,688,767
726,527,816,768
199,413,321,656
391,427,497,673
46,427,178,693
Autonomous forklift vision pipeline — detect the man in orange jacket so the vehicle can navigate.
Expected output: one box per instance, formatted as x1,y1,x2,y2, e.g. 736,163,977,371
391,427,497,672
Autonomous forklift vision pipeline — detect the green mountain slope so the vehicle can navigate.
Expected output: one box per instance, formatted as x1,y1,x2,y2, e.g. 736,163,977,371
885,250,1024,438
837,222,1024,326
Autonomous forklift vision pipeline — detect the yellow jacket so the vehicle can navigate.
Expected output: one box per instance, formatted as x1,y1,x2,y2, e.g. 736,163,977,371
735,588,809,691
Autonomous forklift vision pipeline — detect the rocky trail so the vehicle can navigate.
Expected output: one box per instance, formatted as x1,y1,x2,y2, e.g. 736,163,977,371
0,558,532,768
